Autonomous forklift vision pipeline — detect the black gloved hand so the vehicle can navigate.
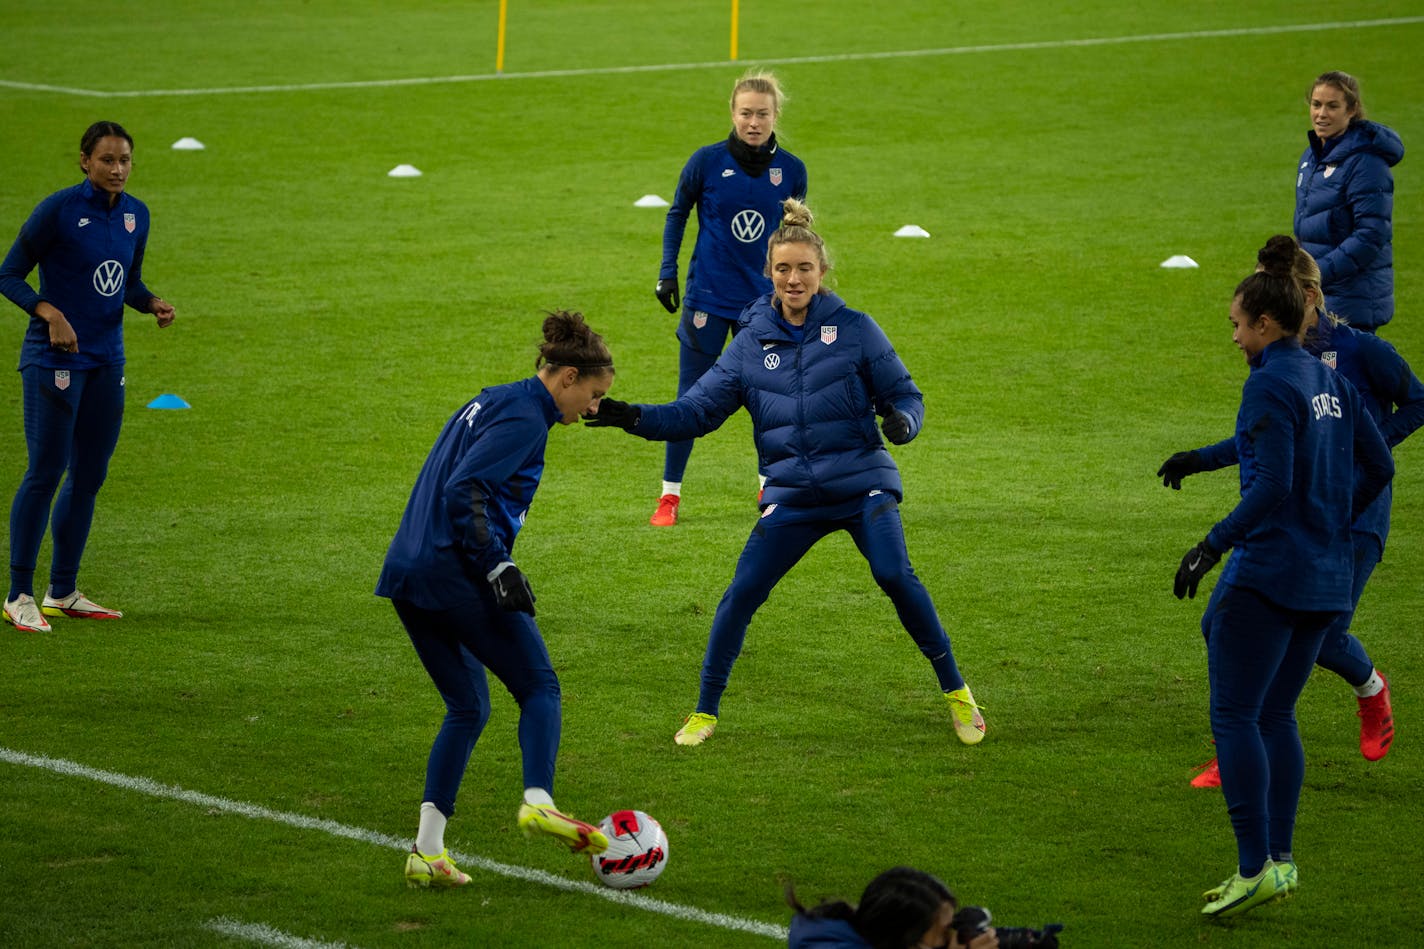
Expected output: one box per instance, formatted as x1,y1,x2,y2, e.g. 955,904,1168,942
1157,450,1206,490
1173,540,1221,600
881,410,913,445
582,397,641,431
488,561,536,615
655,278,680,314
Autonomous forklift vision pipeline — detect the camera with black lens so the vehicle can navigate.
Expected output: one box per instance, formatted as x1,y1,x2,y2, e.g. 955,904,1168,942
952,906,1064,948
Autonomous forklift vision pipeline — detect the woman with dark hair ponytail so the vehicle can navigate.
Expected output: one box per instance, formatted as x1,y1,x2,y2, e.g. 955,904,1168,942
377,311,616,888
1160,239,1394,918
1163,236,1424,787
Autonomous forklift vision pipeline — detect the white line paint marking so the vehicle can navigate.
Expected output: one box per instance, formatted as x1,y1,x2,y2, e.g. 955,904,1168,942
1,747,787,941
206,917,358,949
1,17,1419,99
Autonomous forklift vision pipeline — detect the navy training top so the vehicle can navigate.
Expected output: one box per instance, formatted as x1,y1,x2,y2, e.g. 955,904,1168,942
660,135,807,328
0,179,157,371
376,376,560,611
1203,339,1393,611
1196,314,1423,548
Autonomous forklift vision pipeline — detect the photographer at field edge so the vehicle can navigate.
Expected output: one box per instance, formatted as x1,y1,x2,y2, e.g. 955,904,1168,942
788,867,1016,949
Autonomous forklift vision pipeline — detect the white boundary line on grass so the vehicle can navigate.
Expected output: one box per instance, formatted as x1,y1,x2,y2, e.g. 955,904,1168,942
1,17,1421,99
0,747,787,942
206,917,360,949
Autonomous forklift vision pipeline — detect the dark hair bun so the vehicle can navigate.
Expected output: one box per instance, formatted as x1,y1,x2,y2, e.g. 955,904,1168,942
1257,234,1299,279
542,310,590,344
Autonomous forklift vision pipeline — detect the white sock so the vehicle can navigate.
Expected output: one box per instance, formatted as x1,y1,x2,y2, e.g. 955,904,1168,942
758,474,767,489
1354,670,1384,698
661,481,682,498
416,802,446,856
523,787,554,808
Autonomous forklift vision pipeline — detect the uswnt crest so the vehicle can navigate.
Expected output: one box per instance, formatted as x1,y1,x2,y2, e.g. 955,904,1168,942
770,167,782,186
820,325,837,345
124,213,136,233
1321,351,1338,370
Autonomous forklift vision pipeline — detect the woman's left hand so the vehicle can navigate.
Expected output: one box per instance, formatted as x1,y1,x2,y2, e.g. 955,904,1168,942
151,297,176,328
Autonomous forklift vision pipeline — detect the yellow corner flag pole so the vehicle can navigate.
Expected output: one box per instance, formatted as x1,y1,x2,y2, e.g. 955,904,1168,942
497,0,508,73
730,0,739,61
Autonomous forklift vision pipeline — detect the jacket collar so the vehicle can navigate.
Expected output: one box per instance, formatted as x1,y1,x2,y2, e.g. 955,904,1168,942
1250,336,1304,370
523,375,562,428
79,179,126,212
748,290,846,341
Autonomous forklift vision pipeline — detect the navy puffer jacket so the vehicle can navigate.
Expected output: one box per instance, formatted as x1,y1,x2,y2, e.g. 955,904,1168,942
633,290,924,508
1293,119,1404,330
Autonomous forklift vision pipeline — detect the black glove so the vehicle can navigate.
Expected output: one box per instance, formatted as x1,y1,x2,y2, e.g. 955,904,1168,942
1157,450,1206,490
1173,540,1221,600
881,410,913,445
655,278,680,314
488,561,536,615
582,397,641,431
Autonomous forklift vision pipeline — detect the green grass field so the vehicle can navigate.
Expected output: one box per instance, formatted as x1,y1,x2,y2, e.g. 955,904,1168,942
2,2,1422,946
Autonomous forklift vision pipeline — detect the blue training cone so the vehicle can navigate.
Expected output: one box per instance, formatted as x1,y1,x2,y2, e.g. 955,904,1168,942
147,393,191,410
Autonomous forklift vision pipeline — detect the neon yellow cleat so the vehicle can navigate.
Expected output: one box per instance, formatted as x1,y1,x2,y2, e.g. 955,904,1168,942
404,847,471,889
1201,861,1291,917
517,803,608,855
674,712,718,746
944,686,986,745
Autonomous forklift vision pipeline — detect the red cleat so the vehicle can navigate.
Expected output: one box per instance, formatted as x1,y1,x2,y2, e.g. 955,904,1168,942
1190,755,1221,789
649,493,680,527
1357,673,1394,762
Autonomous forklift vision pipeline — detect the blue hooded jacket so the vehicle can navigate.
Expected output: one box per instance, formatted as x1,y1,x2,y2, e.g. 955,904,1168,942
1293,119,1404,329
630,290,923,508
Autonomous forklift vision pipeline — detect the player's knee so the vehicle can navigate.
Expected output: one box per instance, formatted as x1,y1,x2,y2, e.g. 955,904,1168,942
516,672,562,707
871,567,917,598
20,466,65,495
65,470,110,496
442,704,490,733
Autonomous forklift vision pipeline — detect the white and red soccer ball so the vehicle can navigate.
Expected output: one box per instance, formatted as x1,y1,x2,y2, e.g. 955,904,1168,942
590,810,668,889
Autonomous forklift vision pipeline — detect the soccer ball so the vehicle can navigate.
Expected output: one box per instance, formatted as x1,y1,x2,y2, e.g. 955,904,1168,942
589,810,669,889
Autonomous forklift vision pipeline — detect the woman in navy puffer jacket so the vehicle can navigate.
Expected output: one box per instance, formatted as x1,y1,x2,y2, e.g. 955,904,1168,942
588,199,985,749
1293,70,1404,331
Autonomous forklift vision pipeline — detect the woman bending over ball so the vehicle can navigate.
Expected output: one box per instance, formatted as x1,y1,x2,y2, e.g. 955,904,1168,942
377,311,615,888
